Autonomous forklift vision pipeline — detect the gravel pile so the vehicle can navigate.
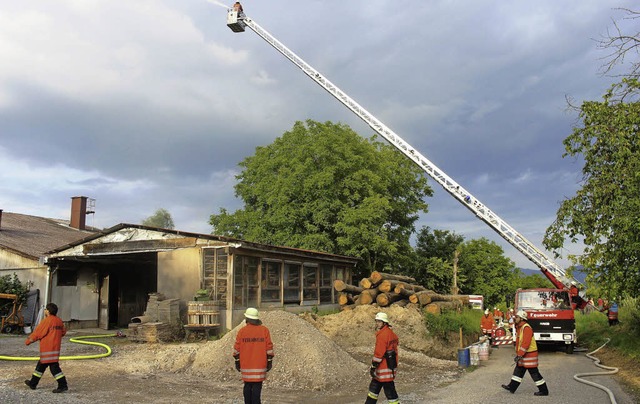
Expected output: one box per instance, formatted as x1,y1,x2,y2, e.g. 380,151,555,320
107,306,459,392
115,310,368,391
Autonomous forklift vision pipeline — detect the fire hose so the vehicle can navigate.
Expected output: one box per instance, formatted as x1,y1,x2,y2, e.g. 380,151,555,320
573,338,619,404
0,334,116,361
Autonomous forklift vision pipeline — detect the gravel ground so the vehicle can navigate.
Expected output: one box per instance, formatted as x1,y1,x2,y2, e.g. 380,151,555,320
1,307,635,403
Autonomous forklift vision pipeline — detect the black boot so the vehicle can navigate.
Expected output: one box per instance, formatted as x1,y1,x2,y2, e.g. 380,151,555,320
24,374,40,390
534,382,549,396
52,376,68,393
501,381,518,393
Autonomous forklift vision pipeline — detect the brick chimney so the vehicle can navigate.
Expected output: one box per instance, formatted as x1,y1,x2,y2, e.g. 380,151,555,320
70,196,88,230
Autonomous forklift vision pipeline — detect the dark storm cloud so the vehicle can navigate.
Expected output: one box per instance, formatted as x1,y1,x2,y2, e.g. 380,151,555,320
0,0,635,268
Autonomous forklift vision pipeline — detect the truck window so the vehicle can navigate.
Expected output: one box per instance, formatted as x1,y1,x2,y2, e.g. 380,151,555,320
517,290,571,310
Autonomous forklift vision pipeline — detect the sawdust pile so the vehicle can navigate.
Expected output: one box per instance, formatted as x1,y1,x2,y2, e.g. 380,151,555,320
113,306,459,391
305,305,453,358
116,310,367,391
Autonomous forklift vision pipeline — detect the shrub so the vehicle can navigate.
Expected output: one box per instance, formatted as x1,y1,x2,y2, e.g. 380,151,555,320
0,273,32,315
424,308,480,340
621,296,640,337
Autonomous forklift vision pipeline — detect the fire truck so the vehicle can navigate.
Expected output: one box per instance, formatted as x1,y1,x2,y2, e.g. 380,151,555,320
514,288,575,353
225,5,588,349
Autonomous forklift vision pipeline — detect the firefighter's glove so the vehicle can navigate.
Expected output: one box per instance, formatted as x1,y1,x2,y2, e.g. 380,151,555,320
25,338,31,346
513,355,522,363
234,357,241,372
267,355,273,372
369,366,376,378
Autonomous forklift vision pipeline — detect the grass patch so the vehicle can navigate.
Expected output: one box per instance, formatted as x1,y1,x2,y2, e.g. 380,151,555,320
577,297,640,402
424,308,483,340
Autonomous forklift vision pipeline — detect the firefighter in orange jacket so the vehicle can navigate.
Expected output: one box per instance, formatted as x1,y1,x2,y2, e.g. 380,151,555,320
480,309,495,341
233,308,274,404
501,310,549,396
24,303,69,393
493,306,503,322
365,312,399,404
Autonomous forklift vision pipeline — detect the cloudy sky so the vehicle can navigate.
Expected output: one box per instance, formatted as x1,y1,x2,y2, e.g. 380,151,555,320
0,1,635,270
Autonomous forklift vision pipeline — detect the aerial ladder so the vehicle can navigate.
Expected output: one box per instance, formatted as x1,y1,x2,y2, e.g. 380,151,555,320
226,7,587,309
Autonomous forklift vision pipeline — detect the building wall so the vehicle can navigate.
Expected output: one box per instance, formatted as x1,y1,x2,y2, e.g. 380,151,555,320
0,250,36,269
157,248,201,302
51,267,100,325
0,251,48,300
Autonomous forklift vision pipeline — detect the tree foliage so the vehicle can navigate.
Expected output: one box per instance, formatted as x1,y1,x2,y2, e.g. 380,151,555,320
142,208,175,229
543,78,640,298
511,269,551,290
544,11,640,300
210,120,432,276
597,8,640,81
411,227,464,293
414,226,464,262
456,237,517,307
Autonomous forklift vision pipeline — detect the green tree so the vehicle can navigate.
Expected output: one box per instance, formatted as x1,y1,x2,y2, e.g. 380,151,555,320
142,208,175,229
414,226,464,262
543,79,640,298
456,237,517,307
512,270,551,290
411,257,455,294
411,227,464,292
210,120,433,277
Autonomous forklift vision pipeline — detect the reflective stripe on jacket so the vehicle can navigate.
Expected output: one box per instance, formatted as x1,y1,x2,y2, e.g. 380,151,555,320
372,324,399,382
233,323,274,382
515,322,538,368
28,315,66,364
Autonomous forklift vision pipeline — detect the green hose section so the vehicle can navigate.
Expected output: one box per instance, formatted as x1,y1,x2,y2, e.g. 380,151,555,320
0,333,116,361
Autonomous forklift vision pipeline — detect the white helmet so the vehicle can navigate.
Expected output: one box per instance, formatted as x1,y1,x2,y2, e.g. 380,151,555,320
244,307,260,320
516,310,528,320
375,312,389,323
484,309,489,315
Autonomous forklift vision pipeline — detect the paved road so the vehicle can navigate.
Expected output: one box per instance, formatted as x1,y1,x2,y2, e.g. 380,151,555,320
414,344,636,404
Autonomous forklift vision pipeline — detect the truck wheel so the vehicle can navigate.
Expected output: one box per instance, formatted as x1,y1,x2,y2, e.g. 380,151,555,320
2,324,13,334
565,343,574,354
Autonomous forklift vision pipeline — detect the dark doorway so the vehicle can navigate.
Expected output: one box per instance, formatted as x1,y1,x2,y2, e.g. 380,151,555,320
99,253,158,328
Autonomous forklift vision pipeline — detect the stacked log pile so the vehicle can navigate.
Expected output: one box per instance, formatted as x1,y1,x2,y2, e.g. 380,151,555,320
334,271,470,315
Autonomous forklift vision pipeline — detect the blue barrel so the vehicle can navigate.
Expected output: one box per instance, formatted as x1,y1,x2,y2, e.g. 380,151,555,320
457,348,470,367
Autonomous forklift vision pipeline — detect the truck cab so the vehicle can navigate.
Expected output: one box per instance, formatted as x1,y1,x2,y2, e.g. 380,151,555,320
515,288,576,354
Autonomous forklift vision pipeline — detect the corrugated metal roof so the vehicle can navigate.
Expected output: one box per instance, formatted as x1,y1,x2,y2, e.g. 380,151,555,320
0,212,96,260
48,223,359,264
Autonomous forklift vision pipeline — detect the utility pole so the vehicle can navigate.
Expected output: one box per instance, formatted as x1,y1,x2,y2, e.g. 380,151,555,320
452,249,460,295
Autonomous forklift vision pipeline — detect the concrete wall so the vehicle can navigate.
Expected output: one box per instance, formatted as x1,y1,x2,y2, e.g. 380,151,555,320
0,251,48,301
157,248,201,302
0,250,37,269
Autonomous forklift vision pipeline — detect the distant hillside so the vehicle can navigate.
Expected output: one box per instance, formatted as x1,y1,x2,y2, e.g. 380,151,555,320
518,266,587,284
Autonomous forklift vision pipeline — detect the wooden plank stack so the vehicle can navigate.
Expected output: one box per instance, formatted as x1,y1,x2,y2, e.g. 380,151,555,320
335,271,470,315
127,293,181,342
